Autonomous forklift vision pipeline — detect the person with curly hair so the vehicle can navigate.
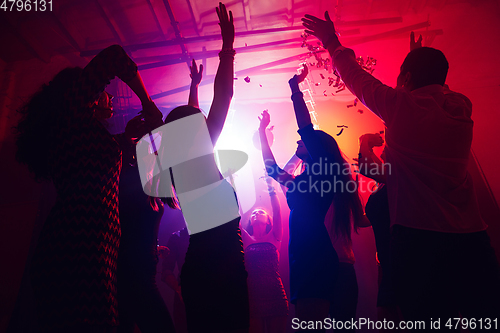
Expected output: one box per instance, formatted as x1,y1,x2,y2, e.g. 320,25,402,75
15,44,162,333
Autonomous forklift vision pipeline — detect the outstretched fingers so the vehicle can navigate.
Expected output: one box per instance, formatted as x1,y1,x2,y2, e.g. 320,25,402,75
304,14,323,22
324,11,332,22
217,2,229,24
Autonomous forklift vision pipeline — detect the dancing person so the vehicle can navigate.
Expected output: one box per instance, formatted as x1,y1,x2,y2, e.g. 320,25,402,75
116,113,176,332
241,170,288,332
15,44,162,333
357,133,401,331
140,3,249,332
157,59,203,333
261,65,363,332
302,14,500,328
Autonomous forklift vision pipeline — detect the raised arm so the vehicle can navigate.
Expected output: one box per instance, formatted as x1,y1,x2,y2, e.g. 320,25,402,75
188,59,203,108
266,176,283,242
288,64,312,130
280,154,301,195
206,2,235,145
302,12,401,124
258,110,294,187
358,133,386,184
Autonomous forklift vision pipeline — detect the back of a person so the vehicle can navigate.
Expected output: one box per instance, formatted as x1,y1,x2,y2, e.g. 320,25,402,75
385,84,485,233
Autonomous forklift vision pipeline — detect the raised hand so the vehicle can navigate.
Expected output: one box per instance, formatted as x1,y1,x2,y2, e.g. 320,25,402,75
410,31,423,51
216,2,234,48
302,11,337,47
190,59,203,86
296,64,309,84
359,133,384,148
258,110,271,130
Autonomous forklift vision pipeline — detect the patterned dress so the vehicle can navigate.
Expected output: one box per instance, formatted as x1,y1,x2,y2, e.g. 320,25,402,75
30,45,137,331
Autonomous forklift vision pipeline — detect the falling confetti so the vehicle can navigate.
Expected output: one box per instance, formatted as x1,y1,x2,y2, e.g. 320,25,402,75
335,83,346,93
323,90,327,96
347,98,359,108
336,128,344,136
299,33,377,97
259,84,262,87
244,76,251,83
315,82,320,86
357,109,364,114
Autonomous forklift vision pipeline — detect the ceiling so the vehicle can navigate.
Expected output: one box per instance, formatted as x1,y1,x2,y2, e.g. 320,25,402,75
3,0,495,111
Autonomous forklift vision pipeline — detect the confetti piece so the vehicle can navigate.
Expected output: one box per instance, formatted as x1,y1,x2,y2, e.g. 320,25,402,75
315,82,320,86
259,84,262,87
333,77,341,87
337,125,348,128
244,76,251,83
354,98,358,106
357,109,364,114
335,84,346,93
336,128,344,136
299,33,377,97
245,43,248,47
323,90,327,96
347,104,354,108
379,130,384,134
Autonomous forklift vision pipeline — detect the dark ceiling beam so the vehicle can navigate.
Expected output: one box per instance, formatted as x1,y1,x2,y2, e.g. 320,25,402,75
133,26,360,66
138,37,304,70
336,17,403,27
162,0,191,68
150,51,317,100
80,25,361,57
94,0,123,44
145,0,167,40
185,0,201,36
79,13,399,57
345,21,431,46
